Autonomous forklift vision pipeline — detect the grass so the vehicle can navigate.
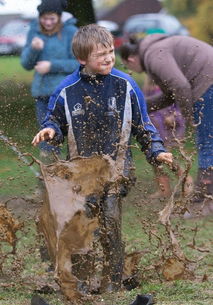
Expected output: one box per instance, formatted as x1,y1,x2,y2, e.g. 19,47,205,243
0,148,38,196
1,56,213,305
0,55,33,83
0,56,66,196
0,73,40,196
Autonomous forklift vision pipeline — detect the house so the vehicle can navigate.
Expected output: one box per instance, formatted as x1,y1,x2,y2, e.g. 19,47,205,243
98,0,163,27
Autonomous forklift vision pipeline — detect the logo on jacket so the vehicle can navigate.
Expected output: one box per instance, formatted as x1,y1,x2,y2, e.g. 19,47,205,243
72,103,85,116
105,97,118,116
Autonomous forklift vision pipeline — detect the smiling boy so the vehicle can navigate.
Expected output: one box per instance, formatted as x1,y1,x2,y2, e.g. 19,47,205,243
32,24,172,293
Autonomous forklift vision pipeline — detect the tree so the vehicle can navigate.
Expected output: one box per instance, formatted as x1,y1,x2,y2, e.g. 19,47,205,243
194,0,213,44
163,0,201,17
67,0,96,26
163,0,213,43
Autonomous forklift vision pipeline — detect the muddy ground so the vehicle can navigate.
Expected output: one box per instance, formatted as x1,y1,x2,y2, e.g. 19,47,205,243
1,175,213,305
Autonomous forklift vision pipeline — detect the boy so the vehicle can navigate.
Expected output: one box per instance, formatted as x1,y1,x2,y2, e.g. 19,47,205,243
32,24,173,294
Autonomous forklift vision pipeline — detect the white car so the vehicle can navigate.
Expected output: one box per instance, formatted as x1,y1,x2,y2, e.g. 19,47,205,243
123,13,189,38
0,19,31,55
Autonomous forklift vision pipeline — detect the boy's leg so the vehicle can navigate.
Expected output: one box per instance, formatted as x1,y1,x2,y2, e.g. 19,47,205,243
99,192,124,292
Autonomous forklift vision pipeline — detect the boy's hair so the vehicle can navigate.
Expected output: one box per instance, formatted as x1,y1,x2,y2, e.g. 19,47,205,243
72,24,114,60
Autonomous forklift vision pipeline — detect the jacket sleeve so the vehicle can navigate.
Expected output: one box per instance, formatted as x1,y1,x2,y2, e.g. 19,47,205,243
20,24,42,70
145,53,193,117
41,88,68,144
128,80,166,164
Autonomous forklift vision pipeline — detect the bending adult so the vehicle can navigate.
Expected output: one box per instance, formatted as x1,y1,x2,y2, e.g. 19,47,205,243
119,34,213,202
21,0,79,159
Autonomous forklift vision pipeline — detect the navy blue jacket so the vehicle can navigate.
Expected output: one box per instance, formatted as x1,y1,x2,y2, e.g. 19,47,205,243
42,67,165,172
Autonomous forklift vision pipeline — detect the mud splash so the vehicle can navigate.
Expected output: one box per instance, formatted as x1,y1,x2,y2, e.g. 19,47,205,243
38,155,127,300
0,204,23,253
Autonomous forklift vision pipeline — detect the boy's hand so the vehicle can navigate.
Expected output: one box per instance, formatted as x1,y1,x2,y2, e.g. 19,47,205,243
32,128,55,146
156,152,173,167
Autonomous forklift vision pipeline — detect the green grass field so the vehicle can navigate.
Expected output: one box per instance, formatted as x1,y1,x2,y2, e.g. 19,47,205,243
0,63,40,196
0,56,33,83
1,56,213,305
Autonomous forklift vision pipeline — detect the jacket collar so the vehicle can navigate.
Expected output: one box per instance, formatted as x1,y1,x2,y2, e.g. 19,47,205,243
79,65,108,82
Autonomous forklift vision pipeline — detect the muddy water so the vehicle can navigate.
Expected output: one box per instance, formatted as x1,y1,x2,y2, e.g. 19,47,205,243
38,155,127,300
0,204,23,253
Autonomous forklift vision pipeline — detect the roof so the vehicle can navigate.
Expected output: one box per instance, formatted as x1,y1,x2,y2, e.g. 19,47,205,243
98,0,162,26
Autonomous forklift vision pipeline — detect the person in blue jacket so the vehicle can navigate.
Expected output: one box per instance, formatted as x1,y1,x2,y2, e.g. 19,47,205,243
32,24,173,293
21,0,79,158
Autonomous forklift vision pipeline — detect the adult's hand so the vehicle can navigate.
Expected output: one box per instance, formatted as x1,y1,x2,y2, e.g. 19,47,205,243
31,37,44,50
35,61,51,74
164,114,175,128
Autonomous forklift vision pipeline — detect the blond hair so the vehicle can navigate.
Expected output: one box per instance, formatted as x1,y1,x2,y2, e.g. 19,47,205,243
72,24,114,60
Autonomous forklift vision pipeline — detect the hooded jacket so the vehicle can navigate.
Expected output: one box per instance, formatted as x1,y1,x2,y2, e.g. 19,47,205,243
21,17,79,97
139,34,213,116
42,66,165,170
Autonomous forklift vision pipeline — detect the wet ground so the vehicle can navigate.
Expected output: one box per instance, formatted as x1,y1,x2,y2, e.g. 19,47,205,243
1,169,213,305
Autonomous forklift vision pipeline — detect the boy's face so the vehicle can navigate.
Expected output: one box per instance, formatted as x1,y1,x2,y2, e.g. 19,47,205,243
78,43,115,75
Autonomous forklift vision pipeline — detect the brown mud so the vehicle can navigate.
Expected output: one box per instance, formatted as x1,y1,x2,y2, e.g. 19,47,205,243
1,154,213,304
37,155,128,300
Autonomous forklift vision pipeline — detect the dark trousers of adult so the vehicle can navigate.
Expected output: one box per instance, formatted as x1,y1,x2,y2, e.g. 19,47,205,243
193,85,213,200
